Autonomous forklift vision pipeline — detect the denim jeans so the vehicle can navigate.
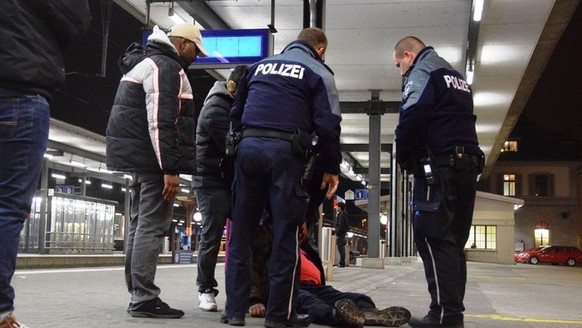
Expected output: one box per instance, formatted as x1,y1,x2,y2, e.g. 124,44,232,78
0,88,49,315
193,187,230,293
125,173,175,306
225,137,308,322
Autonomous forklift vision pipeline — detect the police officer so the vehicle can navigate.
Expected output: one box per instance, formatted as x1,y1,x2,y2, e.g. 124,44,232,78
223,27,341,328
392,36,483,328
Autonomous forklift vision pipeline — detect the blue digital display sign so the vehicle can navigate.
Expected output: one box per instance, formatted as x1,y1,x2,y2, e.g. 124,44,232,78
196,29,271,66
143,28,271,68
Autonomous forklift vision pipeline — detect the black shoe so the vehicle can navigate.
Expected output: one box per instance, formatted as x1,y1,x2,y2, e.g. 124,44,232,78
408,315,463,328
264,314,311,328
220,312,245,326
129,297,184,319
334,299,365,328
363,306,410,327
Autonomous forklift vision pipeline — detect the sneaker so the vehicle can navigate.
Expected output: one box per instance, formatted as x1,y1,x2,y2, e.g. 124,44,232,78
199,289,218,312
334,299,365,328
0,313,28,328
363,306,410,327
220,312,245,326
408,315,463,328
129,297,184,318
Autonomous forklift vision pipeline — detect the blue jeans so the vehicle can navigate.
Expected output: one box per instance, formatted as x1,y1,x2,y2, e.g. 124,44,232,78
225,137,308,322
193,187,230,293
0,88,49,315
125,173,175,306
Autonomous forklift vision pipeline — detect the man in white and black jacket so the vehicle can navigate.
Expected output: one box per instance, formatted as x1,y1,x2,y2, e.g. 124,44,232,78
106,23,208,319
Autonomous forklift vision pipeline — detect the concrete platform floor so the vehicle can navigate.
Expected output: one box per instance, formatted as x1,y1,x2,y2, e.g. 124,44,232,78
11,258,582,327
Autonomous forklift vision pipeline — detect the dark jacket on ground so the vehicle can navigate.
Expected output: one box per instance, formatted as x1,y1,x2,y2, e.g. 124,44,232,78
106,27,197,175
192,81,233,189
0,0,91,101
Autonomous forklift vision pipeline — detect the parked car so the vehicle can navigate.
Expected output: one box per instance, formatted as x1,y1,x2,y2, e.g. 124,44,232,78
514,245,582,266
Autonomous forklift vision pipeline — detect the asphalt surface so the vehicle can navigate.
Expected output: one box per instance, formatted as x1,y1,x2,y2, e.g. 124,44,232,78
11,258,582,327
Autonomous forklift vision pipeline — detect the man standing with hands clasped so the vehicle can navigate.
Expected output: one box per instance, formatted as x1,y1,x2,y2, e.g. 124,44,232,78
223,27,342,328
392,36,484,328
106,22,208,319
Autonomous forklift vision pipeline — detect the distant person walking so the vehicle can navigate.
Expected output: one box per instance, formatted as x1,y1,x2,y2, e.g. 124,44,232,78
335,201,349,267
0,1,91,327
392,36,483,328
106,23,208,319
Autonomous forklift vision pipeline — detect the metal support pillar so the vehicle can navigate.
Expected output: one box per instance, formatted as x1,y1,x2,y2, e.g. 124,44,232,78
367,90,381,258
38,159,49,254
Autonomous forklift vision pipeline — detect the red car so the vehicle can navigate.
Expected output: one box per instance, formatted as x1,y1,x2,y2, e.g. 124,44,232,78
514,245,582,266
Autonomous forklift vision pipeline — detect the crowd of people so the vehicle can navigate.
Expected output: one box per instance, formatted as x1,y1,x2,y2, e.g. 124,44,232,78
1,3,482,328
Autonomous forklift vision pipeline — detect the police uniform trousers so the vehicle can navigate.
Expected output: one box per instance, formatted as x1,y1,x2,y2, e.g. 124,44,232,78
412,165,477,325
225,137,307,322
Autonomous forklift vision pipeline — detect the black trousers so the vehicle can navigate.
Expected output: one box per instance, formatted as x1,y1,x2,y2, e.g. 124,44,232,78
412,165,477,325
298,283,375,325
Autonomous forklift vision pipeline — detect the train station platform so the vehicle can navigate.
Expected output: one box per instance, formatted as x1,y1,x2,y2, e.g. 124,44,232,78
11,256,582,328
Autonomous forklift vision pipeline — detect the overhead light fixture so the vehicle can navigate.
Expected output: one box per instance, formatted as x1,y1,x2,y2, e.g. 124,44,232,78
168,2,185,24
101,183,113,189
466,69,474,85
180,188,190,194
473,0,484,22
52,172,66,180
70,155,86,168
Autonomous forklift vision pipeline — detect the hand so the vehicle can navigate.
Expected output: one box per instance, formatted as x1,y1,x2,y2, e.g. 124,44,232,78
320,173,339,199
162,174,179,201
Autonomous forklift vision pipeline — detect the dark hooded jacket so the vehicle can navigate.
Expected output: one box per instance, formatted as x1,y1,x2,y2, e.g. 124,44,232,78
0,0,91,101
106,27,196,175
192,81,233,189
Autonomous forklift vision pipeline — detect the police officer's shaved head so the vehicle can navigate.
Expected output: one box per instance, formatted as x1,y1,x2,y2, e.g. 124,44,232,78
297,27,328,51
394,36,426,58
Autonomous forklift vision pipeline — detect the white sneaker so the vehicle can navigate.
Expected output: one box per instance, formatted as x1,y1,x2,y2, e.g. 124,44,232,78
198,291,218,312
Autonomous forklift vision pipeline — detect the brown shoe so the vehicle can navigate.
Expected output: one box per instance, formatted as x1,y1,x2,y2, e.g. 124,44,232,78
0,313,28,328
363,306,411,327
334,299,365,328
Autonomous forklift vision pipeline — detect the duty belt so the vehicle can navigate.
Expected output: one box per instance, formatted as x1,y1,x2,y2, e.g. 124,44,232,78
432,152,482,168
241,127,294,142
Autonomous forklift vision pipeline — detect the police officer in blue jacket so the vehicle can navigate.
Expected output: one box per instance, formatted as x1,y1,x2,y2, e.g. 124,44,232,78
223,27,341,328
392,36,484,328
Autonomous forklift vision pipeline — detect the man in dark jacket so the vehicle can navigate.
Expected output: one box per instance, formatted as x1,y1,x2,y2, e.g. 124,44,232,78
0,1,90,327
335,202,349,267
106,23,208,319
193,65,246,312
223,27,341,328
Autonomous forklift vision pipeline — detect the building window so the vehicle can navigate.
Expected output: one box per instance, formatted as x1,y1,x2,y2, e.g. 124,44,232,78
501,141,518,152
503,174,516,196
533,175,548,196
466,225,497,249
529,173,554,197
534,220,550,246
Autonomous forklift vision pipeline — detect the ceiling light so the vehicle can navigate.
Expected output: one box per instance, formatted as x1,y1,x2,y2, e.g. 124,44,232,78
101,183,113,189
466,69,474,85
52,173,66,180
168,2,185,24
181,188,190,193
70,155,86,168
473,0,484,22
